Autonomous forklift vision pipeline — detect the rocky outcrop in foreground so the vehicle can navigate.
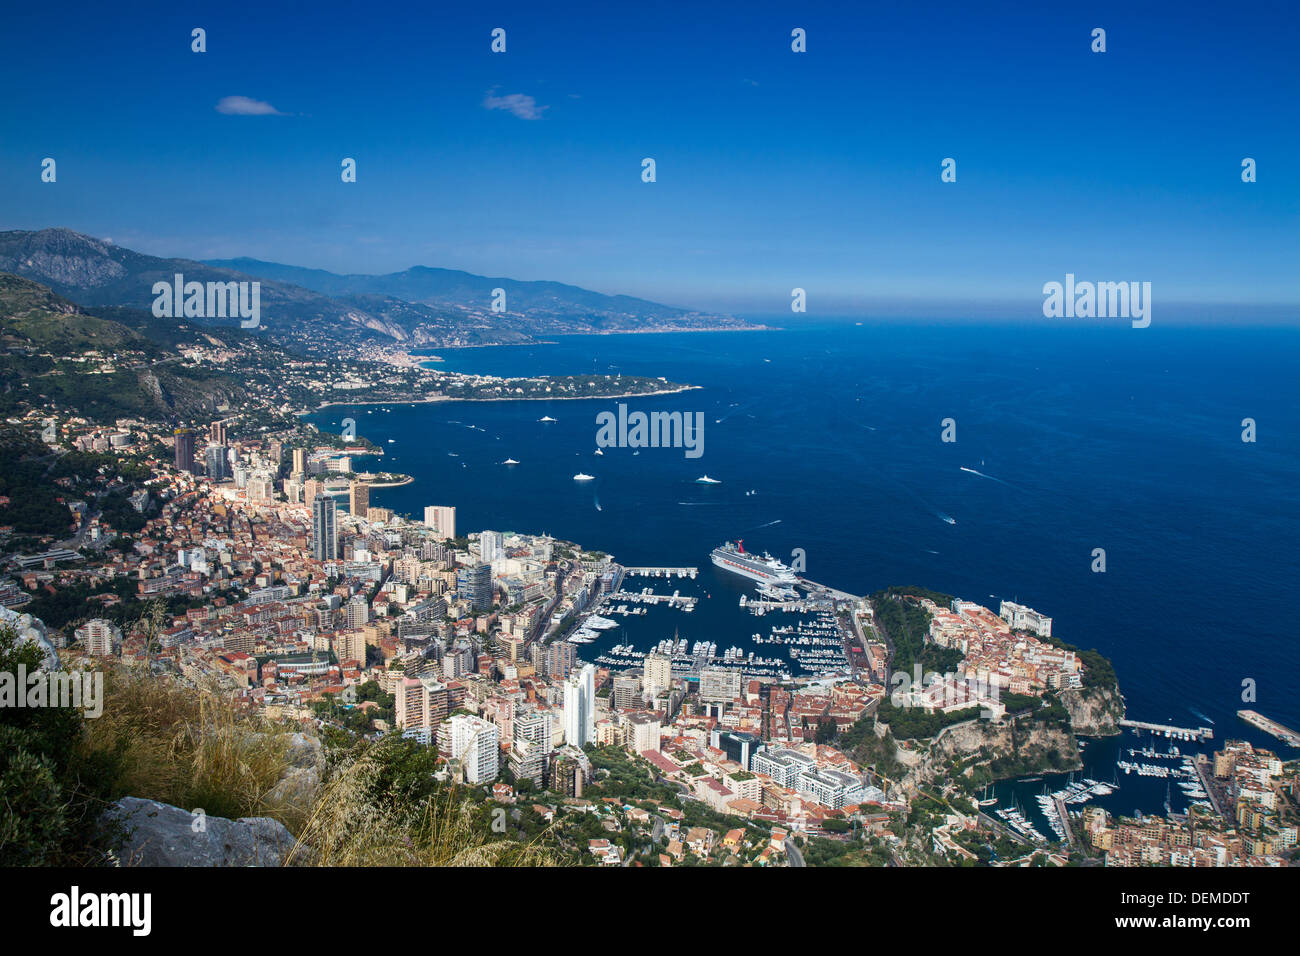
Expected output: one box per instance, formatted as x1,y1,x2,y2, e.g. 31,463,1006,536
103,797,296,867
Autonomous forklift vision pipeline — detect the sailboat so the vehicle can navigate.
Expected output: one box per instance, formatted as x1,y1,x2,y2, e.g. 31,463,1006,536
978,784,997,807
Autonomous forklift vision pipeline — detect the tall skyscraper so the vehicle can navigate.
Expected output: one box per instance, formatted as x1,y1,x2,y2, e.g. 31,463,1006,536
643,651,673,700
509,711,554,787
336,627,367,666
210,420,228,445
442,714,499,784
563,664,597,748
480,530,504,564
292,447,307,476
349,480,369,518
423,505,456,540
548,640,577,680
268,440,284,475
173,428,196,474
74,619,122,657
312,495,338,561
461,563,493,612
206,444,230,480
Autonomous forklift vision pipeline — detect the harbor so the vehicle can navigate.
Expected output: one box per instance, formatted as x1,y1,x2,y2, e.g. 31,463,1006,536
554,545,858,680
594,637,791,681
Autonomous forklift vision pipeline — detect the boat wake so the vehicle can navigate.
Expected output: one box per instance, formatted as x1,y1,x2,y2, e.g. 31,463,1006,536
960,465,1012,487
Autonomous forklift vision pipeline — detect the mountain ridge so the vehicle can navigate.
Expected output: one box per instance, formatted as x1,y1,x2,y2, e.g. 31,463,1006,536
0,229,754,352
204,256,711,320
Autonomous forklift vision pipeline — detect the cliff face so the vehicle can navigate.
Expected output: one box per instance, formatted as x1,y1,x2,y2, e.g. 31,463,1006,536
899,717,1081,791
1060,686,1125,736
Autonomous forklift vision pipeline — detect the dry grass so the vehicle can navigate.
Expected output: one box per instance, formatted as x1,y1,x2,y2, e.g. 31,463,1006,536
287,744,564,867
81,663,293,826
74,655,564,866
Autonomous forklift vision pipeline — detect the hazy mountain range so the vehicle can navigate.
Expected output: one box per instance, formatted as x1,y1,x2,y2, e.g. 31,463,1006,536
0,228,752,352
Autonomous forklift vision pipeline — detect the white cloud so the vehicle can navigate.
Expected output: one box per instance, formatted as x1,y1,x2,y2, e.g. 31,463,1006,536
483,91,548,120
215,95,286,116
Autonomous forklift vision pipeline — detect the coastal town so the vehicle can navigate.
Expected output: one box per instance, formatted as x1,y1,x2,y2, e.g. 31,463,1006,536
4,405,1297,868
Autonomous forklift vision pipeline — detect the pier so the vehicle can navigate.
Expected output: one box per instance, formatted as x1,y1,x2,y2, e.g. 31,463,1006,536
1237,709,1300,748
1192,754,1225,819
740,595,822,614
798,578,863,602
1053,797,1076,846
621,567,698,579
1118,719,1214,743
610,588,698,608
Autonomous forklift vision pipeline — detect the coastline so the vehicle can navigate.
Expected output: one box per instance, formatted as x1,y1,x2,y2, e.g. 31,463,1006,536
371,323,778,368
294,384,702,417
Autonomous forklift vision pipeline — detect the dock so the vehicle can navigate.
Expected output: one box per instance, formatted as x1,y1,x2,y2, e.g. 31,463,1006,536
609,589,698,608
1054,796,1076,846
1192,754,1225,819
798,578,863,602
740,596,822,614
1237,709,1300,748
622,567,698,579
1118,719,1214,743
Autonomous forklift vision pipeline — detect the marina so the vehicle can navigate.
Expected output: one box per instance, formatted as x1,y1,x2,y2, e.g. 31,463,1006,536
592,636,791,680
556,550,857,680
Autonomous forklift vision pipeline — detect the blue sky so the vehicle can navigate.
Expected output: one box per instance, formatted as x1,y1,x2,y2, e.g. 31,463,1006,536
1,0,1297,318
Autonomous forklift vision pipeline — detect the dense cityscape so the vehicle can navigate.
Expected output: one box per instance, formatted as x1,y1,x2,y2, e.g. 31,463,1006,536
3,399,1296,869
1,7,1294,942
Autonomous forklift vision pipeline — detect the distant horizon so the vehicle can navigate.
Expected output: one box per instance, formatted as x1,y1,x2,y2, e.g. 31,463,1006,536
3,222,1298,327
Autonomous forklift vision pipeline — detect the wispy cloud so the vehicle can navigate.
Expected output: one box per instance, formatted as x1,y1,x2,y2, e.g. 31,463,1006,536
483,90,548,120
215,95,286,116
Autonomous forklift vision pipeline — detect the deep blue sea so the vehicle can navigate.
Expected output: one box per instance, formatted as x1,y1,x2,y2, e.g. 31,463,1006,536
307,321,1300,806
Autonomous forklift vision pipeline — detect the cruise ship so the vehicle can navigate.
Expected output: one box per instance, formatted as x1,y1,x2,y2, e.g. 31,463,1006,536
710,540,798,586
